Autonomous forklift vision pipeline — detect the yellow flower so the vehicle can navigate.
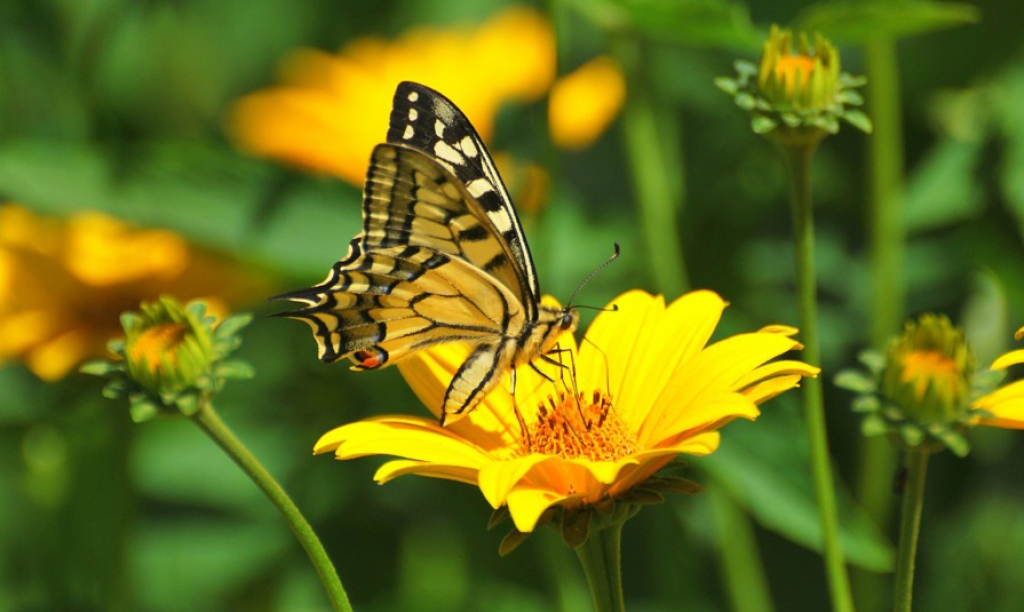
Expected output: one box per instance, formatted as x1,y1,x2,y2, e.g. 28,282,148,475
548,55,626,150
314,290,817,534
972,325,1024,430
229,6,556,185
0,203,270,381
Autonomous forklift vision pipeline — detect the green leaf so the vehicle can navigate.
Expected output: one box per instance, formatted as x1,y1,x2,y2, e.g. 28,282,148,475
81,360,119,377
792,0,980,44
714,76,739,95
700,402,895,571
567,0,762,50
834,369,877,393
842,109,874,133
852,395,882,413
751,115,777,134
215,360,256,381
862,413,889,436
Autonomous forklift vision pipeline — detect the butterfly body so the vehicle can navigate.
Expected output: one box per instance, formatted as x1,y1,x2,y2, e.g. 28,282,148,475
279,82,577,425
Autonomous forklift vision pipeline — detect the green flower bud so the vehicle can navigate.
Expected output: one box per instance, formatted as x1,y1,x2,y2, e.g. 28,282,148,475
716,25,872,143
882,314,973,426
124,297,214,394
82,296,253,422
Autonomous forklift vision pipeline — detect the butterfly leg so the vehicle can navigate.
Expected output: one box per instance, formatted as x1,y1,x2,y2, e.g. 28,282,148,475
508,367,531,447
534,344,591,433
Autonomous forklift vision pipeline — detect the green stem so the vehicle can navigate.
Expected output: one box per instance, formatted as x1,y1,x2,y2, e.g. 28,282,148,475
854,39,905,612
573,520,627,612
709,487,776,612
615,38,689,297
892,449,928,612
191,403,352,612
857,34,906,528
866,38,906,351
781,140,855,612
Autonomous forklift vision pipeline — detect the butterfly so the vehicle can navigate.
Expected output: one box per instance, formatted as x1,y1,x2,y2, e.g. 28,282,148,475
276,81,579,426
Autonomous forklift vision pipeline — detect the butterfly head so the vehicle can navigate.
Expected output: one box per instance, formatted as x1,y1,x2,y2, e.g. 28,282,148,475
526,303,579,360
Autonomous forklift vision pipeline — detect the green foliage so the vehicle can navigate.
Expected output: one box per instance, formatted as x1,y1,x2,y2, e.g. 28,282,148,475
2,0,1024,611
792,0,980,43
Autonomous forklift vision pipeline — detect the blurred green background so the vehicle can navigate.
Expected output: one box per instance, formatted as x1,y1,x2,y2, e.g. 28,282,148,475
3,0,1024,611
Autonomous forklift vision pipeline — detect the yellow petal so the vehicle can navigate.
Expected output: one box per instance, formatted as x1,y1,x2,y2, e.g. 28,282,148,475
506,487,570,532
478,453,552,508
974,400,1024,429
990,348,1024,371
374,459,479,486
579,290,726,429
651,392,760,445
315,416,493,471
742,374,806,404
640,331,796,444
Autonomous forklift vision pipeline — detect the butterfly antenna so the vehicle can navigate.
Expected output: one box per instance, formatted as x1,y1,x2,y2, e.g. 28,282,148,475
565,243,620,309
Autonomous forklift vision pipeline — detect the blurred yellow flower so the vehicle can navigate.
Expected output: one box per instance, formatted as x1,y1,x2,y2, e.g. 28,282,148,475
0,204,270,381
972,326,1024,430
315,289,817,533
548,55,626,150
230,6,557,185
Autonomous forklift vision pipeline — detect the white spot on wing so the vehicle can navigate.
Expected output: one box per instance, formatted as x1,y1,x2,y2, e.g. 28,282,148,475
459,136,479,158
408,108,418,121
434,119,446,138
402,125,414,140
488,210,514,234
465,178,494,198
433,141,465,166
408,91,419,102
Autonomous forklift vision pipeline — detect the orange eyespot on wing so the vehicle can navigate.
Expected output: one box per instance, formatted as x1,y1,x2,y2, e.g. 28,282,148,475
352,347,387,370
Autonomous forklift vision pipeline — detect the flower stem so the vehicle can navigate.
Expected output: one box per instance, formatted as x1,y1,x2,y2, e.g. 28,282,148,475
573,519,627,612
780,140,856,612
709,487,775,612
855,37,906,612
893,449,929,612
191,402,352,612
614,37,689,297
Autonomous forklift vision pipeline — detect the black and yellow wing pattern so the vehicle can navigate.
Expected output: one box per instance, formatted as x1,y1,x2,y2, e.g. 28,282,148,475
278,81,577,424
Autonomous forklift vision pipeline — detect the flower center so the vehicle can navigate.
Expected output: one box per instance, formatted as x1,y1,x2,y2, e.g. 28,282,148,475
129,322,189,373
527,390,639,461
773,55,817,93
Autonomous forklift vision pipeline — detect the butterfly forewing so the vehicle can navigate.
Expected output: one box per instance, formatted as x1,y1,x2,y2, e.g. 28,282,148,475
362,144,528,303
387,81,541,319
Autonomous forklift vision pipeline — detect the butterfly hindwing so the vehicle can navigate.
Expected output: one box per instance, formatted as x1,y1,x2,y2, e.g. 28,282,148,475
280,244,526,367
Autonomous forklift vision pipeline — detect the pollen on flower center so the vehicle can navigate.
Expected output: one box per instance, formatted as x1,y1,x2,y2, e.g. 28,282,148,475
129,322,188,372
528,390,639,461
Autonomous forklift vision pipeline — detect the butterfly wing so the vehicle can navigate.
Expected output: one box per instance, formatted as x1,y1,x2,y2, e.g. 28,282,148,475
277,82,569,423
386,81,541,320
359,143,529,309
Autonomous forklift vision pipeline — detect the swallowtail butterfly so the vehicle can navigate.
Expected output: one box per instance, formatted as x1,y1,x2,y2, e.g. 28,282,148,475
277,81,578,425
